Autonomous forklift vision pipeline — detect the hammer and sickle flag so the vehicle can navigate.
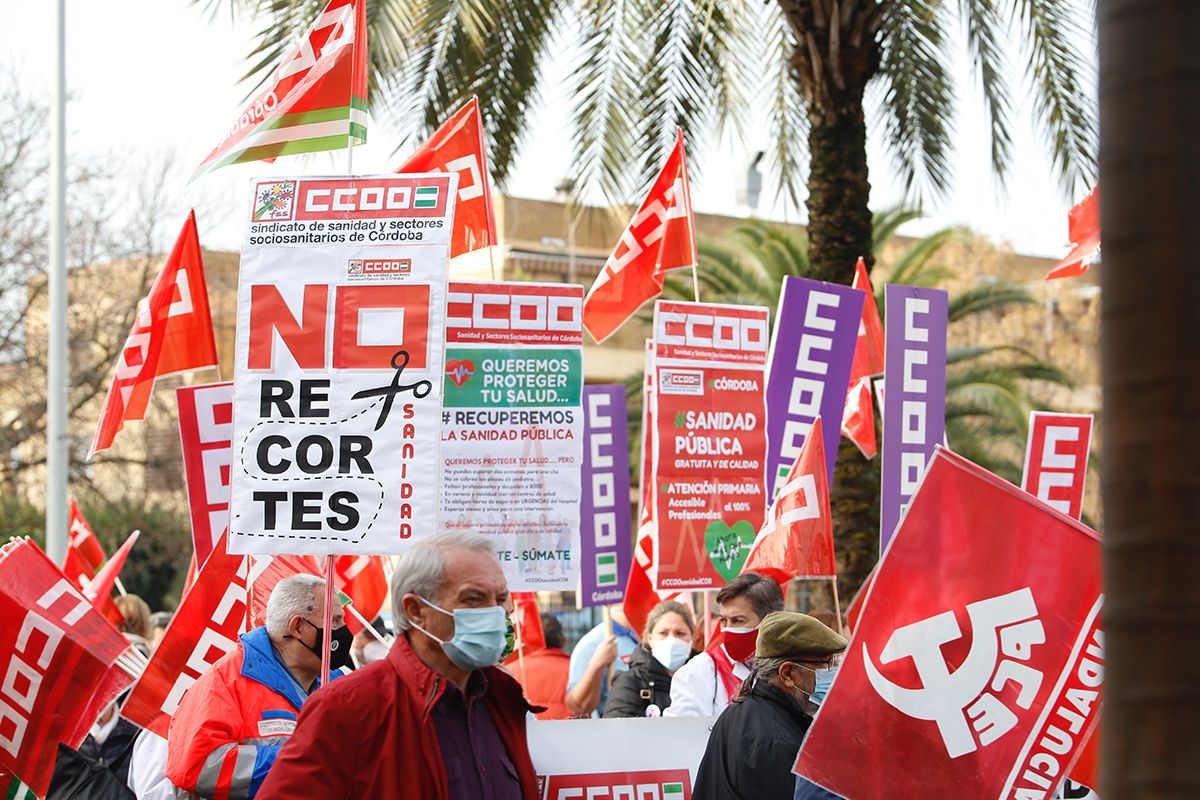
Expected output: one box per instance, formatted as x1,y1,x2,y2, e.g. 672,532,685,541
794,447,1102,800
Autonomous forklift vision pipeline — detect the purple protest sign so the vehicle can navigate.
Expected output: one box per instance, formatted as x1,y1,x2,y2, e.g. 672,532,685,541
578,385,633,607
764,276,865,497
880,284,948,550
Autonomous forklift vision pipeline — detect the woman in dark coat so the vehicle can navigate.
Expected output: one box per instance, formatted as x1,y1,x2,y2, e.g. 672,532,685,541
603,601,697,718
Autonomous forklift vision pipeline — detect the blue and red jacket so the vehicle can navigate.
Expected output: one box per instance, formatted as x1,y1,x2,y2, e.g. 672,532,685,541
166,626,332,799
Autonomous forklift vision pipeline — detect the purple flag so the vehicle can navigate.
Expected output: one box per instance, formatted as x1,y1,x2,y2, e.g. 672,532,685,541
881,284,948,551
579,385,633,607
764,276,865,497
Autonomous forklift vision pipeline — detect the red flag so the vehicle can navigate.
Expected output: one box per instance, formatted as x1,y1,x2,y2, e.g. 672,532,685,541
793,448,1102,800
335,555,390,623
248,554,368,634
396,97,497,258
1046,184,1100,280
845,564,875,633
82,530,137,606
842,257,884,458
89,212,218,457
121,532,248,738
505,592,545,665
67,499,105,572
841,377,878,460
622,513,665,637
622,343,680,634
1021,412,1094,520
583,130,697,343
742,416,835,583
0,539,136,795
247,554,323,629
194,0,368,177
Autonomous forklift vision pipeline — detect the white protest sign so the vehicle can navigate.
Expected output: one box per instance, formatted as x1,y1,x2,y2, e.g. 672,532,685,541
228,174,456,555
528,717,713,799
439,281,584,589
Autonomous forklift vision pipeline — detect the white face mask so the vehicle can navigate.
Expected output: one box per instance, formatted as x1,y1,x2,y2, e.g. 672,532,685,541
650,637,691,672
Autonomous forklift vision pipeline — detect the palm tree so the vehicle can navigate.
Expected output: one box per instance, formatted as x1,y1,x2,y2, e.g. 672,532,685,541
1096,2,1199,795
657,213,1072,593
209,0,1096,284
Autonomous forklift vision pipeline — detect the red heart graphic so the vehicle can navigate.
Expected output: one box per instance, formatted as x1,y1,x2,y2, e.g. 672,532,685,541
446,359,475,387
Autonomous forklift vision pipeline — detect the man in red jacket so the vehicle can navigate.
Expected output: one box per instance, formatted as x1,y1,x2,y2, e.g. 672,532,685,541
257,531,539,799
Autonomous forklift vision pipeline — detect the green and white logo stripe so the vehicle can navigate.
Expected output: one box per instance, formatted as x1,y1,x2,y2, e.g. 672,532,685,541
197,96,367,178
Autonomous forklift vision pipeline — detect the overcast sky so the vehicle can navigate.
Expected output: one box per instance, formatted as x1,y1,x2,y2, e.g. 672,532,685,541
3,0,1096,259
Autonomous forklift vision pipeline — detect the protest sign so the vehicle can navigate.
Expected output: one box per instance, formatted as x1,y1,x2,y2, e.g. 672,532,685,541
227,173,456,555
794,447,1103,800
1022,412,1094,519
579,385,633,607
651,300,770,590
178,382,234,566
122,534,248,737
764,277,863,496
529,716,713,799
440,281,584,589
880,284,948,550
0,540,136,795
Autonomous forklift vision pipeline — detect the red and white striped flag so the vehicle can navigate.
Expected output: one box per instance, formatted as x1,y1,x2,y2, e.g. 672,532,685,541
583,130,697,343
396,97,497,258
89,212,217,458
842,257,885,459
194,0,368,178
743,416,836,583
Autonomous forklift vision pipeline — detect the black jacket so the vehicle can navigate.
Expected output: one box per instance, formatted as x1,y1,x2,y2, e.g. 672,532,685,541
603,646,696,718
75,718,139,787
693,679,814,800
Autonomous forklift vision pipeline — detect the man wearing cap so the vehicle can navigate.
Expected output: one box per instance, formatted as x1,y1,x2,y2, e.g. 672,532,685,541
693,611,847,800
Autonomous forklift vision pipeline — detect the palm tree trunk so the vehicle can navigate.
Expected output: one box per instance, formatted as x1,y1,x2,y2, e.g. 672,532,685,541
806,95,874,284
1097,1,1200,796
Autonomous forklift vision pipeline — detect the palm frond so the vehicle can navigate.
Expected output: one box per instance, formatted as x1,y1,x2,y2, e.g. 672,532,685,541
959,0,1015,179
762,2,808,209
876,0,956,198
875,226,959,291
871,206,923,256
1010,0,1098,193
946,281,1036,321
570,0,647,203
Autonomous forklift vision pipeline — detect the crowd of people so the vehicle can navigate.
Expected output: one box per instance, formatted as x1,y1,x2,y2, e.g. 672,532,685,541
49,531,847,799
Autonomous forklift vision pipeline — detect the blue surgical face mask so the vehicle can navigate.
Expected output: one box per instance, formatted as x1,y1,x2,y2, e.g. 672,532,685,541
810,667,838,705
650,637,691,672
410,598,508,671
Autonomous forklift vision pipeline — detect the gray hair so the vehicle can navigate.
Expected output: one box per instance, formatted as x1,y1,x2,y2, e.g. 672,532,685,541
266,574,326,637
390,531,495,631
734,656,789,703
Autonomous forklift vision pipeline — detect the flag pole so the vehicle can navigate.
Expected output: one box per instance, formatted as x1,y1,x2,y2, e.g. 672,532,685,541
691,263,701,303
45,0,68,564
602,605,615,689
703,590,713,646
513,611,525,676
321,556,335,686
345,601,388,646
830,577,845,636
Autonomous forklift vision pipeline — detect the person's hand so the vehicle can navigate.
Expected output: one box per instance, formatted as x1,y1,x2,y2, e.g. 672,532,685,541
590,636,618,669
